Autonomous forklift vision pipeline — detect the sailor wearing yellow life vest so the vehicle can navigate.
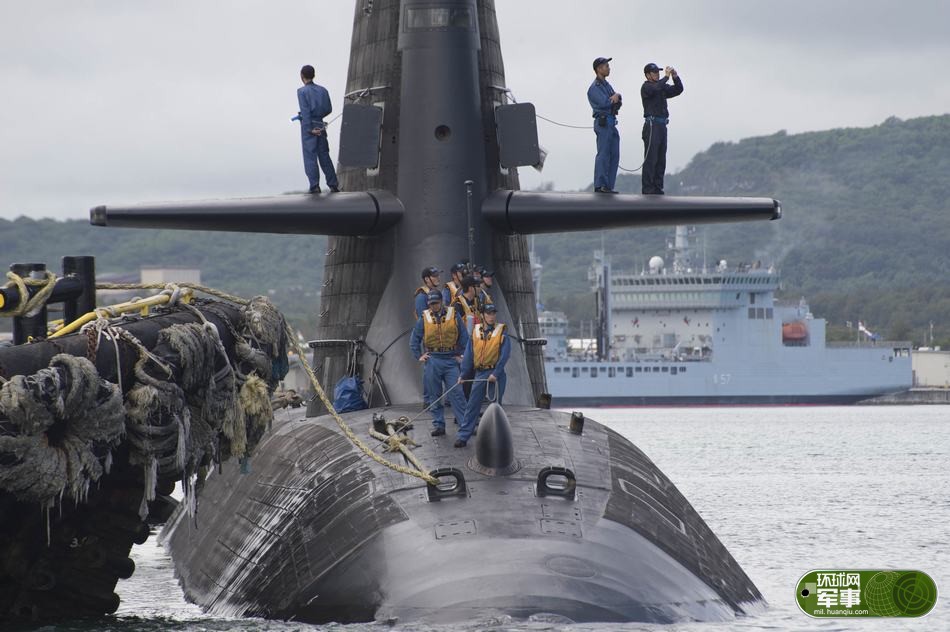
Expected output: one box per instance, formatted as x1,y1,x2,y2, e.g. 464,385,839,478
410,290,470,437
413,266,449,318
452,276,481,334
455,303,511,447
444,261,468,305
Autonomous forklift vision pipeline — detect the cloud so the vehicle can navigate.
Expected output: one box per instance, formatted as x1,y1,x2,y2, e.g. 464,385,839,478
1,0,948,218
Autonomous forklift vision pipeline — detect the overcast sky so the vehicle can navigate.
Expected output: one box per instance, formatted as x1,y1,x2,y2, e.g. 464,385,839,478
1,0,948,220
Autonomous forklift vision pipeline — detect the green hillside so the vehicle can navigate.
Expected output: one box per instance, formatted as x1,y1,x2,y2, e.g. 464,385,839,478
0,218,327,336
3,114,949,346
535,114,950,345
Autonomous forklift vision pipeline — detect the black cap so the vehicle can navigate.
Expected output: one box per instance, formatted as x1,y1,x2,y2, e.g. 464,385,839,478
450,262,468,274
460,276,478,291
481,269,494,278
421,266,441,279
593,57,612,71
644,62,662,74
482,303,498,313
426,290,444,304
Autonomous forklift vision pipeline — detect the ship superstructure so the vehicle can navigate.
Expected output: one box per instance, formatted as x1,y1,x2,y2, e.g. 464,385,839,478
543,226,912,405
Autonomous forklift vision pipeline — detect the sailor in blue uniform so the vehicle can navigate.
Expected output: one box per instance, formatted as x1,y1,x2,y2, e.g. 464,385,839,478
412,266,450,318
640,62,684,195
410,290,469,437
296,64,339,194
455,304,511,447
588,57,622,194
444,261,468,305
473,268,492,316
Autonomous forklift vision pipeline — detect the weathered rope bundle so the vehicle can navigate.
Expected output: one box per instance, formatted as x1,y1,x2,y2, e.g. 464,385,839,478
98,283,439,484
0,288,289,514
1,278,438,518
0,355,124,506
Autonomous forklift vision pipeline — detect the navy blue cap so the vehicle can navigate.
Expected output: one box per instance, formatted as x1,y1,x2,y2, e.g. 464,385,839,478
593,56,612,70
644,62,662,74
426,290,443,303
481,269,494,278
450,262,468,274
482,303,498,313
421,266,441,279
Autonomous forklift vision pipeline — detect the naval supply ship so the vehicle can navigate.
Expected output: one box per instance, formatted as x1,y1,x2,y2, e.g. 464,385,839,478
542,226,912,406
1,0,784,625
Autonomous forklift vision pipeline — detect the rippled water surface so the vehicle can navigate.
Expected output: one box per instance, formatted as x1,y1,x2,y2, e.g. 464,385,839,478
33,406,949,632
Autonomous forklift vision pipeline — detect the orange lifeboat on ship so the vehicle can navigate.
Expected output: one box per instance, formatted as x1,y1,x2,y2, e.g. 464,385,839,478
782,320,808,343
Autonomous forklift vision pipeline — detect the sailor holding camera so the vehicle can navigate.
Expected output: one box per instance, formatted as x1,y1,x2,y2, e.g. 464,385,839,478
588,57,622,194
640,63,684,195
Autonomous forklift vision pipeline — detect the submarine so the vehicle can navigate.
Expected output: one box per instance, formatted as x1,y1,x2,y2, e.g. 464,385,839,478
1,0,781,624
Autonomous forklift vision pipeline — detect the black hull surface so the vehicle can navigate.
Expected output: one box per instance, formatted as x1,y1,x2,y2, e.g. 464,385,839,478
163,405,761,624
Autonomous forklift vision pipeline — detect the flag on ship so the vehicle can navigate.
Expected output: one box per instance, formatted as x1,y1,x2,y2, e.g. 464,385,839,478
858,321,881,340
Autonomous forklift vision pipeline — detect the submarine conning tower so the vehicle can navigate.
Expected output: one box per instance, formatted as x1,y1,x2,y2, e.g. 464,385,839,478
316,0,543,413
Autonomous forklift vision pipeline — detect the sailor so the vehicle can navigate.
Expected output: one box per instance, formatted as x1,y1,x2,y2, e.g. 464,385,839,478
413,266,448,318
410,290,469,437
455,303,511,447
588,57,621,194
445,261,468,304
296,64,340,194
470,268,486,313
640,62,683,195
412,269,448,414
453,276,480,333
477,268,494,307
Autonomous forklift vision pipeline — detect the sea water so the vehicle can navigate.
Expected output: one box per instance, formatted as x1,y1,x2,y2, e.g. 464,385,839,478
34,406,948,632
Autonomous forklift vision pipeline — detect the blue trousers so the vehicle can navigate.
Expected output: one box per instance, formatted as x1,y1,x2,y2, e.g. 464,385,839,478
458,370,507,442
423,355,467,429
301,132,338,190
593,118,620,190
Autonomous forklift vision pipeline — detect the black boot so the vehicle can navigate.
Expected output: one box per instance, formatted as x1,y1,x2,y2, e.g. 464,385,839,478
431,427,446,437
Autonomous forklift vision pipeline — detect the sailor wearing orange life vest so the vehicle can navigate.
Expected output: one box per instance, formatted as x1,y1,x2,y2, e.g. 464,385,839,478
410,290,469,437
413,266,450,318
455,303,511,447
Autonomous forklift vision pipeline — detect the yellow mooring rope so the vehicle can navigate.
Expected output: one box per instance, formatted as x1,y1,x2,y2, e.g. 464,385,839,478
285,331,437,485
2,270,58,318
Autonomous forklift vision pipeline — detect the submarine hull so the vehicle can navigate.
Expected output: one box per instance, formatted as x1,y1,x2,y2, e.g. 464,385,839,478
163,405,760,623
